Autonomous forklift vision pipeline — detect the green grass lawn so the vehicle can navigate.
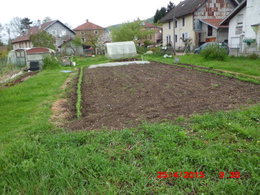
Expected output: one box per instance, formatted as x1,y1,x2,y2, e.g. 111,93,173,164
144,54,260,78
0,55,259,194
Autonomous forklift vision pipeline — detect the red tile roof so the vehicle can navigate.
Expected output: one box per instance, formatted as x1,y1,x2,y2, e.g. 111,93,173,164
12,21,55,43
74,21,104,31
26,47,52,54
200,18,228,29
142,22,161,29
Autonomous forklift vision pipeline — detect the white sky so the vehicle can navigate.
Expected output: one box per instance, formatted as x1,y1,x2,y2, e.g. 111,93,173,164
1,0,181,28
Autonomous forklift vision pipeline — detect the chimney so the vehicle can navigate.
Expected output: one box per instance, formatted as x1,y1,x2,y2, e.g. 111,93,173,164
86,19,89,23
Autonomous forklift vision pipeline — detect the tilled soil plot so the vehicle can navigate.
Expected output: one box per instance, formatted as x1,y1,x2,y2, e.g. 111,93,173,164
68,62,260,130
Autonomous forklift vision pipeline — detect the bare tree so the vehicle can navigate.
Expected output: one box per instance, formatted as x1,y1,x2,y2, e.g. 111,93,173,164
8,17,23,37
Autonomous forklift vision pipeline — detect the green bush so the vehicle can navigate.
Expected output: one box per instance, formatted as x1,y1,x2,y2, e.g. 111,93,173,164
43,55,61,69
136,46,148,54
200,45,228,61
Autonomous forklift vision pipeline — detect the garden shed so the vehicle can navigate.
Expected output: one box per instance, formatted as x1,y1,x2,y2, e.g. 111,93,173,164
7,47,55,71
105,41,137,60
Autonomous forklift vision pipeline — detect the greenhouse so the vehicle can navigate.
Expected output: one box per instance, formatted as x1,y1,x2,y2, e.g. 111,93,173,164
105,41,137,60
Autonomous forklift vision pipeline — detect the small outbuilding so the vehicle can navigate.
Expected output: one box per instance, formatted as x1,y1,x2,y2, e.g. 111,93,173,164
7,47,55,71
105,41,137,60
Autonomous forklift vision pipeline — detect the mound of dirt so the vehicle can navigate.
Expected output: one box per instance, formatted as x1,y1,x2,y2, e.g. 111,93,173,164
67,62,260,130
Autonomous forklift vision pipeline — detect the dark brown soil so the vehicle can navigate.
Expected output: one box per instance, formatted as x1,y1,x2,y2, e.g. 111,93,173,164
1,71,38,88
68,62,260,130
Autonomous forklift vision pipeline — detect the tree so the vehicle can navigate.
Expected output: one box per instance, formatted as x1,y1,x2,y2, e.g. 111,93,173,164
153,10,160,23
153,1,175,23
42,17,52,23
8,17,23,37
30,31,56,50
112,20,154,43
153,7,167,23
167,1,175,13
20,18,33,32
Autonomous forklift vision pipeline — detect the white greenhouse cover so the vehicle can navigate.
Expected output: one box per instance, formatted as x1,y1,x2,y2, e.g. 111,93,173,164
105,41,137,59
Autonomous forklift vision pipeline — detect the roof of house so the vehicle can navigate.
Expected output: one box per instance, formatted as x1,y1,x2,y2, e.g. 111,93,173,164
141,22,161,28
160,0,239,23
26,47,53,54
74,21,104,31
12,20,75,44
220,0,247,25
200,18,228,29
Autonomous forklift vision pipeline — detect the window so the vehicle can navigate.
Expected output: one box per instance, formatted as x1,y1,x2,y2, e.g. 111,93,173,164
61,30,66,36
168,21,171,29
169,35,171,44
94,30,99,35
81,32,85,35
235,26,243,35
182,17,185,26
166,36,169,44
182,32,188,40
175,35,177,42
52,30,56,35
208,25,213,36
235,14,243,35
237,14,243,25
175,20,177,28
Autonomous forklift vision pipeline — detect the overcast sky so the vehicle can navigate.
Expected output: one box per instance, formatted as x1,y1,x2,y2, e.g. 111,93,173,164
1,0,182,28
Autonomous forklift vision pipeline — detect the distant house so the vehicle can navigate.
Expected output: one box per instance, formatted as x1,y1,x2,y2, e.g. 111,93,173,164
12,20,75,50
160,0,239,50
221,0,260,56
74,20,110,54
138,22,162,46
74,20,105,42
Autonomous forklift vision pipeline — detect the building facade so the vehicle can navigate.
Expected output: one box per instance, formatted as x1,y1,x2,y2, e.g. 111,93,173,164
160,0,238,51
221,0,260,56
12,20,75,50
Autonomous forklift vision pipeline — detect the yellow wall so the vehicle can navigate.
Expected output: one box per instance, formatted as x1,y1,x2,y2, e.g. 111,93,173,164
162,14,196,50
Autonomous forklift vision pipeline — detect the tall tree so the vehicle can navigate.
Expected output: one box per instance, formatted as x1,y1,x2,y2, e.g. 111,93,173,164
153,10,160,23
20,18,33,32
153,7,167,23
30,31,56,50
167,1,175,13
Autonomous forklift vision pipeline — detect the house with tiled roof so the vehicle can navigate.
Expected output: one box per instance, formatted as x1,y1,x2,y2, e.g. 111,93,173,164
160,0,239,50
12,20,75,50
139,22,162,46
74,20,105,43
74,20,108,54
221,0,260,56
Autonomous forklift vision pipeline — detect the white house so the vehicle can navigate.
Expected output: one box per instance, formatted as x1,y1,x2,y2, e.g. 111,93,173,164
160,0,238,51
12,20,75,50
221,0,260,56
